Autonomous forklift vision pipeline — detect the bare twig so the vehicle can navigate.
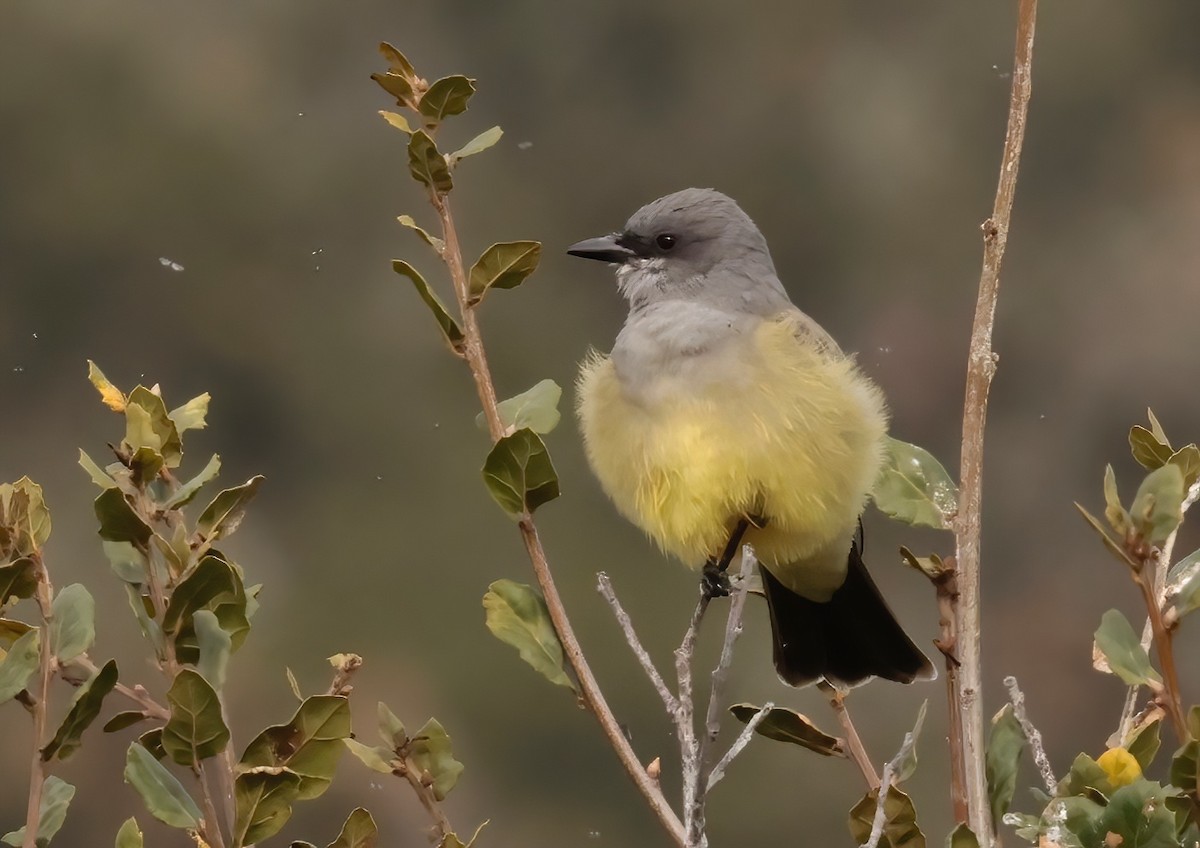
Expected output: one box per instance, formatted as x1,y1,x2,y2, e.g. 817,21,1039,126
677,593,709,845
861,727,918,848
952,0,1039,838
424,186,686,844
1132,566,1189,742
22,553,54,848
196,765,227,848
706,701,772,790
1003,676,1056,794
825,685,880,791
699,548,756,772
597,573,678,713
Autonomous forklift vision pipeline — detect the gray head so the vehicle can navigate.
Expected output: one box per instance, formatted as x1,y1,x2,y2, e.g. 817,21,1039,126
567,188,787,310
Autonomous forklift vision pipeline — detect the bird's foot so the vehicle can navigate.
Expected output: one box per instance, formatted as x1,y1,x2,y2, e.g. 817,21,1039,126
701,560,732,599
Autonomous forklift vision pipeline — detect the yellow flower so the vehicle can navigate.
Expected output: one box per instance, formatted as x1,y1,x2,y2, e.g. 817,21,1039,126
1097,747,1142,788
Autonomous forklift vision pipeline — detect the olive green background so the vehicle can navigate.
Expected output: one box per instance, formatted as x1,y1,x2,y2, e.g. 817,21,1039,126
3,1,1200,845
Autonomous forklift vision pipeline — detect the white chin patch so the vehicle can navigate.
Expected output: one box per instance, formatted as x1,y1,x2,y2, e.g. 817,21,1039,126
616,257,667,301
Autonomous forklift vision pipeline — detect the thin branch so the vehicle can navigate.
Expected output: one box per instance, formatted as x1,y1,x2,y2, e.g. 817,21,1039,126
861,728,918,848
1133,567,1189,742
22,553,54,848
706,701,772,791
826,686,880,791
676,593,709,846
597,573,677,713
952,0,1038,839
400,756,456,842
426,187,686,845
699,548,756,772
196,764,227,848
1003,676,1056,794
71,655,170,721
932,561,968,823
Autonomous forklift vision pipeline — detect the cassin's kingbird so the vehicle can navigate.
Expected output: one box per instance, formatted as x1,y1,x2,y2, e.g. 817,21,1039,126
568,188,934,688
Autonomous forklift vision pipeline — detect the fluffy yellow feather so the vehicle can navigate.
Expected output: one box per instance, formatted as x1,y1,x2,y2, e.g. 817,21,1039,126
577,312,887,601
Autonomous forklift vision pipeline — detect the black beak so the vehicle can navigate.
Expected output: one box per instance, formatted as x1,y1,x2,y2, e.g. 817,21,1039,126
566,234,637,264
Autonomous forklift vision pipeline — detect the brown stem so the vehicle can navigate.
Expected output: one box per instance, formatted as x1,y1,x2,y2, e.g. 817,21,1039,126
1134,570,1189,742
401,759,455,840
72,655,170,721
427,190,687,845
22,553,55,848
952,0,1038,840
826,687,880,790
933,562,968,824
196,763,227,848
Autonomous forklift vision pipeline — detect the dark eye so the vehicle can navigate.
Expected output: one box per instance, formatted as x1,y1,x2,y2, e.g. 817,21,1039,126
655,233,676,250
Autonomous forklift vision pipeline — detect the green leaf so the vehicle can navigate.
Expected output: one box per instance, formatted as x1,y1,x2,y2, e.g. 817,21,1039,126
847,784,925,848
94,488,152,545
162,669,231,766
1171,740,1199,795
114,817,142,848
483,579,575,691
87,360,127,411
1076,503,1139,568
409,718,464,801
139,728,167,760
1131,425,1173,470
397,215,445,252
124,585,165,658
196,475,264,543
477,379,562,435
128,445,164,487
1103,464,1130,535
152,524,191,578
985,703,1026,824
893,700,927,783
103,542,147,584
42,659,118,761
328,808,378,848
379,110,412,133
163,454,221,510
481,428,560,516
450,126,503,163
234,767,303,846
2,477,52,553
50,583,95,662
1147,409,1171,446
1058,752,1117,797
0,776,75,847
1097,781,1177,848
123,742,203,829
392,260,465,353
0,557,37,606
1126,716,1162,771
1169,444,1200,490
0,626,39,704
872,437,958,530
407,130,453,194
418,75,475,122
124,386,183,468
0,618,32,647
78,449,117,489
163,554,249,661
945,824,979,848
104,711,149,734
898,547,949,580
168,393,210,433
343,738,394,774
1130,464,1184,546
1095,609,1161,686
194,610,232,691
371,73,414,108
466,241,541,304
377,701,406,748
1189,705,1200,740
728,703,845,756
378,42,415,77
239,695,351,800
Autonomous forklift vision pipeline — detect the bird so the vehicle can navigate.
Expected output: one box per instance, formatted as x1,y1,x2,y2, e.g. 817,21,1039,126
568,188,934,688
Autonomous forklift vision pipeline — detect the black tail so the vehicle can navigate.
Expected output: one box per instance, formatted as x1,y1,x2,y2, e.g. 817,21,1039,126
761,539,935,688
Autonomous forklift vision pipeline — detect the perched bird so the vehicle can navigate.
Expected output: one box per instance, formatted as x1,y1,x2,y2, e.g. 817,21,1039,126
568,188,934,688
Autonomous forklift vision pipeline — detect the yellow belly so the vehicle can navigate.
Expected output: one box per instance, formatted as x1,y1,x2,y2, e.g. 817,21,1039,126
576,316,887,595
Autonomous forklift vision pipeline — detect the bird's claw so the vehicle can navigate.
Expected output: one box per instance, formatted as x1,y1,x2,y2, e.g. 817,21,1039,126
701,561,732,599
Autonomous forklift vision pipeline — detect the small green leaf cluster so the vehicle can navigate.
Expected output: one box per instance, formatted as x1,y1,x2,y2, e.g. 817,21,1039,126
342,702,486,848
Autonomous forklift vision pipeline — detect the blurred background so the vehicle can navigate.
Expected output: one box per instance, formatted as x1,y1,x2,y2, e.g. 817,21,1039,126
3,1,1200,845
